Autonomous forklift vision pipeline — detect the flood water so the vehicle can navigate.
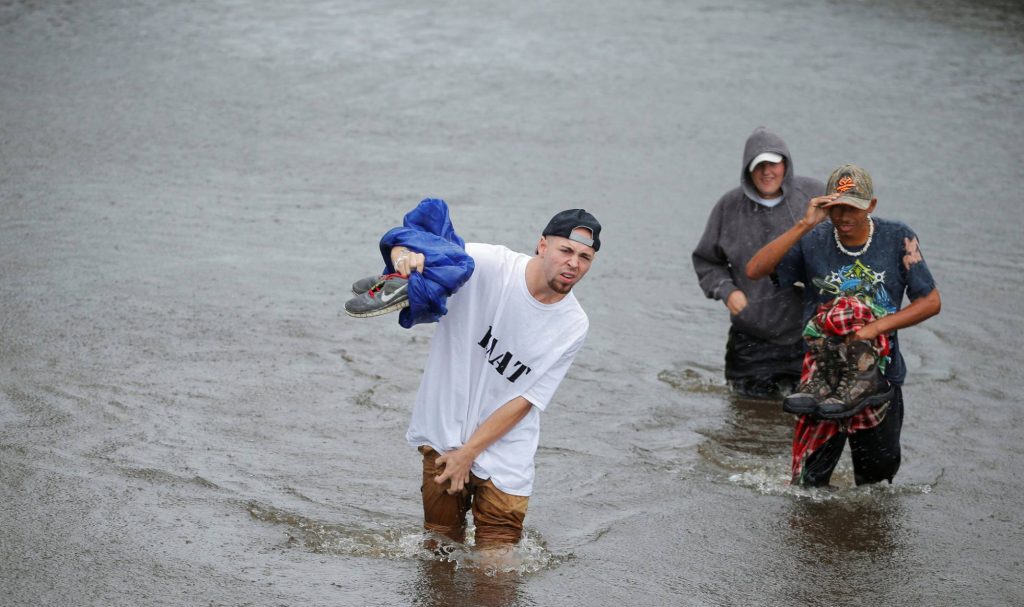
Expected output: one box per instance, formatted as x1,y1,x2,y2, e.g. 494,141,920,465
2,0,1023,605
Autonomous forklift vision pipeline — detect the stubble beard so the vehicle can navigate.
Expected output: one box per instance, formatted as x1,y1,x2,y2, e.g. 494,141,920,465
548,277,573,295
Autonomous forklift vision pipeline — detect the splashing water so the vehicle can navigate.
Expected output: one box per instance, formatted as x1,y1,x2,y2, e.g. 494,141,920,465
245,501,570,575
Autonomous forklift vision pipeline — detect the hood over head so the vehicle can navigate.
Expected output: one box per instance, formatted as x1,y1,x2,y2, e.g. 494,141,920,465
741,126,794,201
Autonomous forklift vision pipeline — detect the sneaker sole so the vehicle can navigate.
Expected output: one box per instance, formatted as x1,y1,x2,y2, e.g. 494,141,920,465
344,298,410,318
816,387,895,420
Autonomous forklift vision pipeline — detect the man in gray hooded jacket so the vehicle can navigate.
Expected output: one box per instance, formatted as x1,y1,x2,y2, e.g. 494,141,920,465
692,127,825,398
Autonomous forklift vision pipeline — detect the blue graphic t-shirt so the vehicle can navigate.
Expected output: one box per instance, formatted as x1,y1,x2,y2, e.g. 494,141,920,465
775,217,937,384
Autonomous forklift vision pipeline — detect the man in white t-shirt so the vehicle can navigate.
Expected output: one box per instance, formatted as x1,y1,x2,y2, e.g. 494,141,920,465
389,208,601,549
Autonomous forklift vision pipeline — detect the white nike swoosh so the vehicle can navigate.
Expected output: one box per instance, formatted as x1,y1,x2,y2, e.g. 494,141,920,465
379,284,407,304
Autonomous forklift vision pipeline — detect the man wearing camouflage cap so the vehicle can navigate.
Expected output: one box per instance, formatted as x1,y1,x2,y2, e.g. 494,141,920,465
746,164,941,486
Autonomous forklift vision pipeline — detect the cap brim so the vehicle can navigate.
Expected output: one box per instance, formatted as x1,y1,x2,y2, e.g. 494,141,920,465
822,195,872,210
748,152,784,172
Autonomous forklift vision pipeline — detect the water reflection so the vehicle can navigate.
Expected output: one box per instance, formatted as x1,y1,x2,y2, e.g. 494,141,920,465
723,393,794,456
788,495,903,555
406,558,525,607
697,393,793,484
783,493,909,604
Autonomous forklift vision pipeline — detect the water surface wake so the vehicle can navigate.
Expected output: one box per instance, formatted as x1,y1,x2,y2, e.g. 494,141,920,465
246,501,570,575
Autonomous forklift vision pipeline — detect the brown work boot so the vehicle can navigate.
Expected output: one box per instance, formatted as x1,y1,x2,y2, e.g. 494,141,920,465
782,337,839,415
817,339,894,419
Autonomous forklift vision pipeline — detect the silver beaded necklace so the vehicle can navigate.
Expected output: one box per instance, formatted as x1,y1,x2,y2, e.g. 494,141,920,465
833,216,874,257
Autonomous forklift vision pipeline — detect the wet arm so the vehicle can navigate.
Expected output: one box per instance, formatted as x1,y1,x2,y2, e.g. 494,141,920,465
744,219,815,280
746,193,836,280
434,396,533,494
855,288,942,341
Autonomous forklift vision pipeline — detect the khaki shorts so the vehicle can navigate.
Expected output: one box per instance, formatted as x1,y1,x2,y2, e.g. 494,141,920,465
418,446,529,547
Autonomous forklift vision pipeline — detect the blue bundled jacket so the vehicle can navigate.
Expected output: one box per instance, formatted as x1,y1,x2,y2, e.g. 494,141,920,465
378,198,475,328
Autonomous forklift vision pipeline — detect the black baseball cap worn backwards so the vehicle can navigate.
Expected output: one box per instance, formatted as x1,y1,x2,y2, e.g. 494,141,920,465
542,209,602,252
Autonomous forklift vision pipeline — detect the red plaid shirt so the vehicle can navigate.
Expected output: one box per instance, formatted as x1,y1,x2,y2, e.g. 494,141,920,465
791,296,891,483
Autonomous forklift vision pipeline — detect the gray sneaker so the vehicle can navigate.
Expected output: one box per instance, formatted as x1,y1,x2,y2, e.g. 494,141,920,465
345,274,410,317
351,274,384,295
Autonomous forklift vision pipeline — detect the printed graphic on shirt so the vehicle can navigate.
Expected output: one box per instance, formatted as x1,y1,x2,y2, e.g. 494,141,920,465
810,259,896,319
478,325,533,383
903,237,923,270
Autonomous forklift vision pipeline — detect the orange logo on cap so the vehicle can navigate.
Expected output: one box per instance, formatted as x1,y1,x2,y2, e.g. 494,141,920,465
836,176,856,193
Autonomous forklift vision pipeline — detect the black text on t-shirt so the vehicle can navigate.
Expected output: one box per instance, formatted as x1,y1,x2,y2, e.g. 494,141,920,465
478,325,533,383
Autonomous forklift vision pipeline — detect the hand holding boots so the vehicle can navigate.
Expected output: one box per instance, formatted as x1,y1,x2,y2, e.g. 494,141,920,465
782,338,893,419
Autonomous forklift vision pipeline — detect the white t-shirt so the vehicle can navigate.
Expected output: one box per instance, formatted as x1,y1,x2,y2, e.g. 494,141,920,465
405,242,589,496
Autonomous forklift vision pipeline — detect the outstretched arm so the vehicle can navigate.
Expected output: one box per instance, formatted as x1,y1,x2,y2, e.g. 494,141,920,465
746,193,839,280
434,396,534,495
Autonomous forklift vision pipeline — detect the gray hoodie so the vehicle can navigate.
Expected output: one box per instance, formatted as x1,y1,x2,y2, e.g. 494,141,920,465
691,127,825,344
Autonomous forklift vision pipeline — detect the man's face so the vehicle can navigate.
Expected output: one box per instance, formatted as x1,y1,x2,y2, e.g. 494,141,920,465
538,231,595,295
828,199,877,238
750,159,786,198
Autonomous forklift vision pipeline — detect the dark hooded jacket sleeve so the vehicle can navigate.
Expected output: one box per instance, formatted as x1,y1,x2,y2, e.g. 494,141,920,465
692,194,740,302
378,198,475,328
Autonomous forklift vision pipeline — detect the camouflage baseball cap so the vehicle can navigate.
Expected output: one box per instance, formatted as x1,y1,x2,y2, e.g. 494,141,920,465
823,163,874,210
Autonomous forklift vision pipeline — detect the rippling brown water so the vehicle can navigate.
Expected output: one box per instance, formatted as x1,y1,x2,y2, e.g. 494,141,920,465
2,0,1022,605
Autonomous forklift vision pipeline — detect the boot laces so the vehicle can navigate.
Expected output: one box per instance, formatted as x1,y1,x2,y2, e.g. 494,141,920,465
833,346,862,396
367,273,405,298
